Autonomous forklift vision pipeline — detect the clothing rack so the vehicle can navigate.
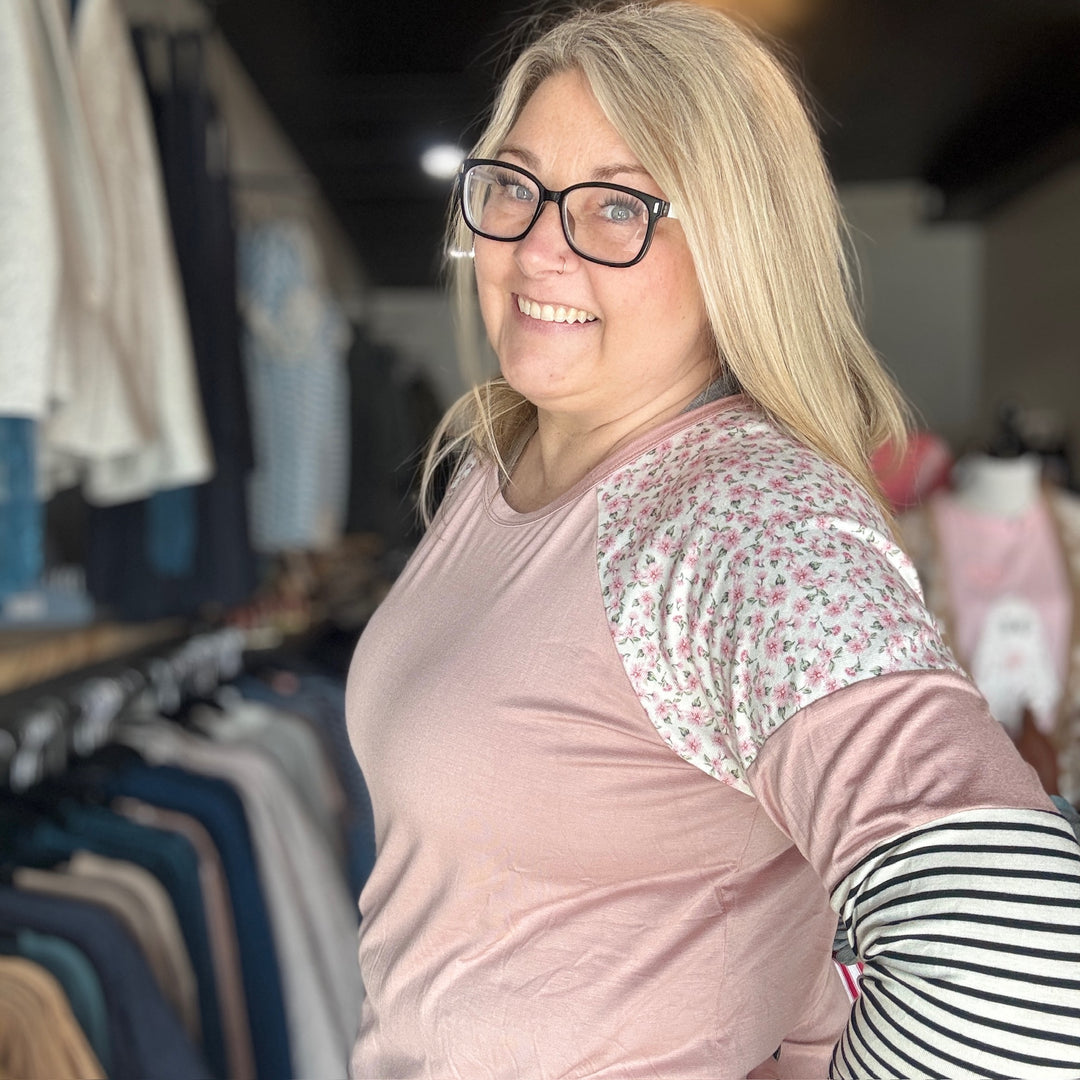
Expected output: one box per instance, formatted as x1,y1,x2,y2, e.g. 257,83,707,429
0,627,248,794
0,618,368,1080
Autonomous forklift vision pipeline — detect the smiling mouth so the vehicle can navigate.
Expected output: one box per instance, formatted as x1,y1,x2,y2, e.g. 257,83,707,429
516,294,598,324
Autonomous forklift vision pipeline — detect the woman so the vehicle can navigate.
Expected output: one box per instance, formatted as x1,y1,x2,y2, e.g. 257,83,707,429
345,4,1080,1077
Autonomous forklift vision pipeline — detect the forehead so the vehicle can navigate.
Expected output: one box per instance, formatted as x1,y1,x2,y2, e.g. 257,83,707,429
500,70,644,179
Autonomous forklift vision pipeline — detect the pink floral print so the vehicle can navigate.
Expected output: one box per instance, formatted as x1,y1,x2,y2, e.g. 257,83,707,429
596,404,960,794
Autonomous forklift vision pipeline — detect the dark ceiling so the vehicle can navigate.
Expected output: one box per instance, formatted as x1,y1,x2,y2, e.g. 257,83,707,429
212,0,1080,289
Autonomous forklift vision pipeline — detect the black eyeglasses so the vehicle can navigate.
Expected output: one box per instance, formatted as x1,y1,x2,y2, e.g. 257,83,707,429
457,158,677,268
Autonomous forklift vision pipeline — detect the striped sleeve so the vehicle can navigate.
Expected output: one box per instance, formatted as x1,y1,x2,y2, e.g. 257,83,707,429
830,807,1080,1079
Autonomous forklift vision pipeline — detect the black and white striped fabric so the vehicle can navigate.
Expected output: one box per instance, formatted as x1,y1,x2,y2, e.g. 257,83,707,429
830,807,1080,1079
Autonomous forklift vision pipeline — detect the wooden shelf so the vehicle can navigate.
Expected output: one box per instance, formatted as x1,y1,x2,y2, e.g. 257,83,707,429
0,621,187,697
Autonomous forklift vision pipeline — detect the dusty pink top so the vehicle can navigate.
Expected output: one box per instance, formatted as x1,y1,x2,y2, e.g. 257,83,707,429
346,399,1049,1079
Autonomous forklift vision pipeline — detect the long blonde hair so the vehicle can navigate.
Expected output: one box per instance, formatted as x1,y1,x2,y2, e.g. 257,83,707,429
420,0,909,523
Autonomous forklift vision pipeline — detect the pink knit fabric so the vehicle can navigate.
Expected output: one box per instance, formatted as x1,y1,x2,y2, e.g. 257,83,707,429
345,399,1045,1078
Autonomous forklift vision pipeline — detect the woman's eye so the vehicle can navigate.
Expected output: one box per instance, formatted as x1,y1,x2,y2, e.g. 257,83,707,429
495,175,534,202
601,200,640,223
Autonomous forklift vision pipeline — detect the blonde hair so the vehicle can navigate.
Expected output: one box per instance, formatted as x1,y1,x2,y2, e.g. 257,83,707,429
420,0,909,523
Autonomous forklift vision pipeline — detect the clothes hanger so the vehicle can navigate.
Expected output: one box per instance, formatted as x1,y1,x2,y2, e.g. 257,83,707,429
0,699,70,798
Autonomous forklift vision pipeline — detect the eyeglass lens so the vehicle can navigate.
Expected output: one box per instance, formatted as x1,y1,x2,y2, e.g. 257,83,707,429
462,162,652,265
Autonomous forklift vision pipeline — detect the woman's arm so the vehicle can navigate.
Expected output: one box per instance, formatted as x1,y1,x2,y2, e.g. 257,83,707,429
748,670,1080,1079
830,806,1080,1079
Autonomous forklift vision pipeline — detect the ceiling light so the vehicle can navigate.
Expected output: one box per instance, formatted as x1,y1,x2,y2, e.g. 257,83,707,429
421,144,466,180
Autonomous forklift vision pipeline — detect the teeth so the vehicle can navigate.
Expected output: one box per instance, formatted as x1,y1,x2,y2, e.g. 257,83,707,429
517,295,597,323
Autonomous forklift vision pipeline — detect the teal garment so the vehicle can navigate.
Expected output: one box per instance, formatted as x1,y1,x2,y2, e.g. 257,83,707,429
16,928,112,1074
148,486,197,578
0,417,42,599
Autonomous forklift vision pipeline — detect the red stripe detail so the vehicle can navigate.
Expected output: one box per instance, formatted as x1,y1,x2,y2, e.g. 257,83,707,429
834,959,862,1002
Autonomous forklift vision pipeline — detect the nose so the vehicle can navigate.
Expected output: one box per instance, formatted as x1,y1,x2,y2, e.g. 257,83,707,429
514,199,576,276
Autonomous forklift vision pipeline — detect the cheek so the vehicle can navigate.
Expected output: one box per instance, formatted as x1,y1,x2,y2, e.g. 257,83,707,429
473,238,508,291
667,262,709,334
473,240,505,300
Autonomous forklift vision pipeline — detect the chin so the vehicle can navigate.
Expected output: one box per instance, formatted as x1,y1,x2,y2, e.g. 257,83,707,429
499,352,587,400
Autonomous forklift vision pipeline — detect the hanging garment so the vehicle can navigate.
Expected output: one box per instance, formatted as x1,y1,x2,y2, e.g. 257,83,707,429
0,0,109,421
0,886,210,1080
7,803,227,1080
870,429,953,512
106,762,294,1080
136,28,254,586
234,669,376,901
344,330,425,548
112,795,256,1080
13,927,112,1074
0,955,105,1080
43,0,213,504
191,688,347,858
0,0,61,418
13,862,200,1043
237,216,351,553
118,721,362,1080
0,418,42,599
86,28,258,622
67,850,202,1041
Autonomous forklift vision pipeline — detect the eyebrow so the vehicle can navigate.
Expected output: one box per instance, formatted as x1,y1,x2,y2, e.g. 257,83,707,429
497,144,652,184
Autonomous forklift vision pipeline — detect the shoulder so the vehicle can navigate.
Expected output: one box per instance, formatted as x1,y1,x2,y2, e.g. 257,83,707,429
416,452,486,541
597,402,921,605
595,402,959,792
443,452,481,500
434,452,482,510
599,402,888,539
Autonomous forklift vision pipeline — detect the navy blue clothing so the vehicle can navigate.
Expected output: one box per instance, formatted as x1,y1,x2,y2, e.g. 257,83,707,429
106,761,294,1080
9,804,227,1080
87,30,257,620
0,885,210,1080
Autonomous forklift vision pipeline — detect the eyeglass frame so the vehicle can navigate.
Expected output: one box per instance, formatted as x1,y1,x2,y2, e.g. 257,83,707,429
456,157,679,269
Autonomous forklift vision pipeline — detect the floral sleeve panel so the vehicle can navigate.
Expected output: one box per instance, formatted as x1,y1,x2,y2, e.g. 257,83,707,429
596,404,962,796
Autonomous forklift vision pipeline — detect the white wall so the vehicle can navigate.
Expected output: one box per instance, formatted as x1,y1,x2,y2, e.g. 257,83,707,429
840,182,984,447
982,164,1080,465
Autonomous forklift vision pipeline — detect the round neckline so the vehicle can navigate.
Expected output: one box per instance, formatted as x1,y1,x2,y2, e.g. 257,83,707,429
486,394,748,526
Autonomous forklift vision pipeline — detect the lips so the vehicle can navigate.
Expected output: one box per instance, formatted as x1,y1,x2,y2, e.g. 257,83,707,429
516,294,598,324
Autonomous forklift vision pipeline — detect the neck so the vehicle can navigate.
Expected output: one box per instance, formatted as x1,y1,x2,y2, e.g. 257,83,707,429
953,453,1042,518
505,379,716,513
